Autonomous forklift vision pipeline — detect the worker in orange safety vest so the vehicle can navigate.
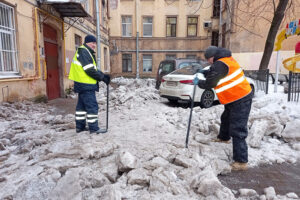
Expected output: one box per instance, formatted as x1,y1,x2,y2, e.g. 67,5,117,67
197,46,253,171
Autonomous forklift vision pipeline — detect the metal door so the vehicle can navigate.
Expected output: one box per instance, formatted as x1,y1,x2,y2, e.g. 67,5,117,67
43,24,60,100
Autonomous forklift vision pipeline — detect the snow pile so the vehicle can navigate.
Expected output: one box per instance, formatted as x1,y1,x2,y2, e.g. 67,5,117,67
97,77,160,109
0,78,300,199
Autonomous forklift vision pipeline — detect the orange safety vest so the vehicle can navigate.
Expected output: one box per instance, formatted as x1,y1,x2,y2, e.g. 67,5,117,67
214,57,252,105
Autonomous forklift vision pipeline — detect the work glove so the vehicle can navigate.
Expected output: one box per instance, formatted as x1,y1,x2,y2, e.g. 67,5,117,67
198,80,206,89
103,74,111,85
197,68,209,77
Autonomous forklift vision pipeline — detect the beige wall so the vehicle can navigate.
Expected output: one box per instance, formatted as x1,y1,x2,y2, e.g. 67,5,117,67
110,37,209,77
109,0,213,37
0,0,109,102
0,0,43,102
109,0,213,78
227,0,300,53
233,51,294,74
222,0,300,72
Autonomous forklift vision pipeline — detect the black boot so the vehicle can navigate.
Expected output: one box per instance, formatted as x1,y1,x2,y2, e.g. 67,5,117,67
90,128,107,134
76,127,89,133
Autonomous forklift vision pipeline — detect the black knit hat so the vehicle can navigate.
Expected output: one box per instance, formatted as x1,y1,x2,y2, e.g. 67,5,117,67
204,46,218,59
84,35,97,44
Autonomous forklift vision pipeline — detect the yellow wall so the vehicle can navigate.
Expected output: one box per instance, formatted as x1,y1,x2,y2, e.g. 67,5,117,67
108,0,213,78
0,0,109,102
109,0,213,37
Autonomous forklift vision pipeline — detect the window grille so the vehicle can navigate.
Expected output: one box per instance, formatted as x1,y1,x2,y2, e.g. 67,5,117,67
0,2,18,75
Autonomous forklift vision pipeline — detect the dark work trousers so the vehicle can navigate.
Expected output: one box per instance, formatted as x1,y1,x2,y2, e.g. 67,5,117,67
218,98,252,163
75,90,99,132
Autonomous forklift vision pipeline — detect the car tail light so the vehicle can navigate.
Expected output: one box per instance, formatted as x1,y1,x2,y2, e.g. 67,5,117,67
179,80,193,85
161,78,165,82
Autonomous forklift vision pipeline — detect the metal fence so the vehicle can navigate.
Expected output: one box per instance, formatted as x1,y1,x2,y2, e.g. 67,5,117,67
288,72,300,102
244,69,269,94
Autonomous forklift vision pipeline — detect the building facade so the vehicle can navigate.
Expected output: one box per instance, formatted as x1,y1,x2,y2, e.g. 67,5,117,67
108,0,215,78
108,0,299,78
0,0,110,102
219,0,300,73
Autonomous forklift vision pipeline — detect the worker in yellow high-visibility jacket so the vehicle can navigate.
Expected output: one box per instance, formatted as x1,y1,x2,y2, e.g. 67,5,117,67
69,35,110,134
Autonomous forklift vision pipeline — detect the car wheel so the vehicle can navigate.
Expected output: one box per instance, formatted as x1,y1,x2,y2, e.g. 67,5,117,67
155,81,160,90
168,99,178,104
200,90,214,108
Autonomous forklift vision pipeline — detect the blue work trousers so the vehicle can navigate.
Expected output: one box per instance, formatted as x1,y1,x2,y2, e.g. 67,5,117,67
75,90,99,132
218,98,252,163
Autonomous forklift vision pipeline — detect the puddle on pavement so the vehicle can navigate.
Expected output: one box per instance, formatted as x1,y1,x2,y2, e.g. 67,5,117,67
218,162,300,196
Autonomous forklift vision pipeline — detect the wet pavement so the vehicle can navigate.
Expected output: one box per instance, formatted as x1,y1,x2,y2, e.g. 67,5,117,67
47,97,76,115
219,162,300,196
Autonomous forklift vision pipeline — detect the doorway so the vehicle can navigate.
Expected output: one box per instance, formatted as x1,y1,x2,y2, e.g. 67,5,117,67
43,24,60,100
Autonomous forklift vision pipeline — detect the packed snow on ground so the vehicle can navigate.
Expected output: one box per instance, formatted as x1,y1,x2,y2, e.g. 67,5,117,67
0,77,299,200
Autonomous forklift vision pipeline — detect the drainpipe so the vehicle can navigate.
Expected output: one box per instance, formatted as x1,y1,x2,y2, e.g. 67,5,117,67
219,0,222,47
95,0,101,70
136,0,139,78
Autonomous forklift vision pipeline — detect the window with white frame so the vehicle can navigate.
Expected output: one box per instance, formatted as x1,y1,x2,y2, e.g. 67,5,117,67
143,17,152,37
0,2,18,75
122,16,132,37
143,54,152,72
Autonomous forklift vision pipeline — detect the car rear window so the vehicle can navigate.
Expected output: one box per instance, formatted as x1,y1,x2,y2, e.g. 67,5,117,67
171,64,203,75
159,62,174,73
178,62,193,69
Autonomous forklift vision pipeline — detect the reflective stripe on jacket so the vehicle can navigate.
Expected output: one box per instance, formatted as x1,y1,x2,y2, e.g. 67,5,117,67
214,57,252,104
69,45,97,84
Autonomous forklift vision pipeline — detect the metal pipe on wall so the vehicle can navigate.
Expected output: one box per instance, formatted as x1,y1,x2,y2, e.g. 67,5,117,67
95,0,101,69
136,0,139,78
219,0,222,47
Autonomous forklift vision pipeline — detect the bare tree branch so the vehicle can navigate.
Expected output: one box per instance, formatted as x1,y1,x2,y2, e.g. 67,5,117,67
259,0,290,70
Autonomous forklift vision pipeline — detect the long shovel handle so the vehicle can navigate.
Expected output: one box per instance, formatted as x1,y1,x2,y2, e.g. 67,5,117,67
105,84,109,130
185,84,197,148
99,84,109,133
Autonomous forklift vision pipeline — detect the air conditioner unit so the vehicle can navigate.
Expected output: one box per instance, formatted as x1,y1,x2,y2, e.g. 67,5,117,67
204,21,212,29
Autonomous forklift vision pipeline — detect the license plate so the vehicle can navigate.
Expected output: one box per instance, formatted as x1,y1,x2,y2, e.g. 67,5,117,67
166,81,178,87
